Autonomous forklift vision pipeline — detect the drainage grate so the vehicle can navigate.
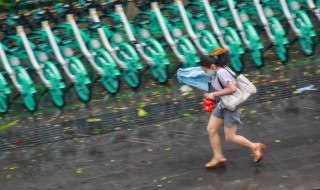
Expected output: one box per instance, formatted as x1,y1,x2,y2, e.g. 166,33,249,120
0,75,319,151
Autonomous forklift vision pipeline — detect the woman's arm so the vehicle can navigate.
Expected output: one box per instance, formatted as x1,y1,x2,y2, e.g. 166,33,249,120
206,81,236,99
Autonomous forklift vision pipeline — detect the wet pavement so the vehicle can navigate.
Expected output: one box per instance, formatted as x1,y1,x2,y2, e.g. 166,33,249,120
0,48,319,190
0,92,319,190
1,1,320,190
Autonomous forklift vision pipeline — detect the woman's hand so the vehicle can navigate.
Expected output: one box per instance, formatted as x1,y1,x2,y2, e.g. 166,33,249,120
206,92,216,100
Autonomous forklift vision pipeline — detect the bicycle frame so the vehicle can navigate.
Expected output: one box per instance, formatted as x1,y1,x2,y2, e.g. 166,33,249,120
61,14,123,93
147,2,200,68
0,41,37,111
88,8,144,88
161,0,220,55
0,72,10,113
254,0,289,62
186,0,245,72
113,4,170,83
39,21,92,102
280,0,316,55
17,26,66,107
305,0,320,21
226,0,264,67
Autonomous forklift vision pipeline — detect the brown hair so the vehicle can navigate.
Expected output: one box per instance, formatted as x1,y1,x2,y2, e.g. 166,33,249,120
199,47,229,69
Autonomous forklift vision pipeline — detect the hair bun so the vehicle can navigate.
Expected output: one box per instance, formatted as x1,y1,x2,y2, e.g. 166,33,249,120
209,47,228,58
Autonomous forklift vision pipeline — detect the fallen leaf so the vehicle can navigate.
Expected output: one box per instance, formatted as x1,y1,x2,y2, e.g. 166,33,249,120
0,120,19,130
138,108,149,117
86,118,101,122
76,168,83,174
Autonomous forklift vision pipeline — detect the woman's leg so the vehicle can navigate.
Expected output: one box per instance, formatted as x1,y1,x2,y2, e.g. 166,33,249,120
224,126,266,163
205,115,226,167
224,126,255,149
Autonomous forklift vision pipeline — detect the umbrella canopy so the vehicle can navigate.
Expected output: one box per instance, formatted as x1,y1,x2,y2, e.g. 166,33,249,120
177,66,213,92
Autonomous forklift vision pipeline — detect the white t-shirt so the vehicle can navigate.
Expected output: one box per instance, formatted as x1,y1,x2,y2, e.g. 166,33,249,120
211,67,236,90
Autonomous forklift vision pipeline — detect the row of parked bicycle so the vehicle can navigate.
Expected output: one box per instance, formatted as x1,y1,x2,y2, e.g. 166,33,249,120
0,0,319,113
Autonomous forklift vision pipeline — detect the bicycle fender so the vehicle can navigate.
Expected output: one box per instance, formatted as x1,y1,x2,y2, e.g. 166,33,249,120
295,11,313,28
243,22,260,41
69,57,91,84
144,38,167,55
0,73,11,94
15,66,37,93
95,49,119,68
178,37,198,54
43,61,66,88
198,30,220,50
243,22,263,49
268,17,289,44
118,43,140,60
224,27,243,45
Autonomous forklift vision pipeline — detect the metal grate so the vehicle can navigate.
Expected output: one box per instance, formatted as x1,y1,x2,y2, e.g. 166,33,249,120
0,74,319,151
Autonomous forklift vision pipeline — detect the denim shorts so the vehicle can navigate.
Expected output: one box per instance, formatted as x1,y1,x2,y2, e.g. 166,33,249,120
212,104,243,127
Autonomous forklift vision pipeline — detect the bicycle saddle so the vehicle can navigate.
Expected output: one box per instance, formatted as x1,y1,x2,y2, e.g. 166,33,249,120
134,0,151,11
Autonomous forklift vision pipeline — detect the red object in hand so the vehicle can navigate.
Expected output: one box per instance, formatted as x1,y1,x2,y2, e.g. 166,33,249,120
203,98,214,112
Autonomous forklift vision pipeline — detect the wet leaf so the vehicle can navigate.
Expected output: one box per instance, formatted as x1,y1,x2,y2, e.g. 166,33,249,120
274,140,281,143
76,168,83,174
0,120,19,130
161,177,167,180
164,148,171,151
138,108,149,117
9,167,17,170
183,113,192,117
86,118,101,122
118,107,129,110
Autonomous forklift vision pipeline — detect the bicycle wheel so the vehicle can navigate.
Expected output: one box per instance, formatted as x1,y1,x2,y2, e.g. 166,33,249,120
151,64,168,84
43,64,65,107
49,88,65,107
95,53,121,94
299,36,315,56
251,49,264,68
101,75,121,94
23,92,37,112
229,53,244,73
68,58,91,102
74,82,91,102
275,43,288,62
0,93,9,114
123,69,141,89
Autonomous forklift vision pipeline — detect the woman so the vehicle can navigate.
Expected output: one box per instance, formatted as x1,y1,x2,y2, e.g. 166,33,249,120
201,47,266,169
